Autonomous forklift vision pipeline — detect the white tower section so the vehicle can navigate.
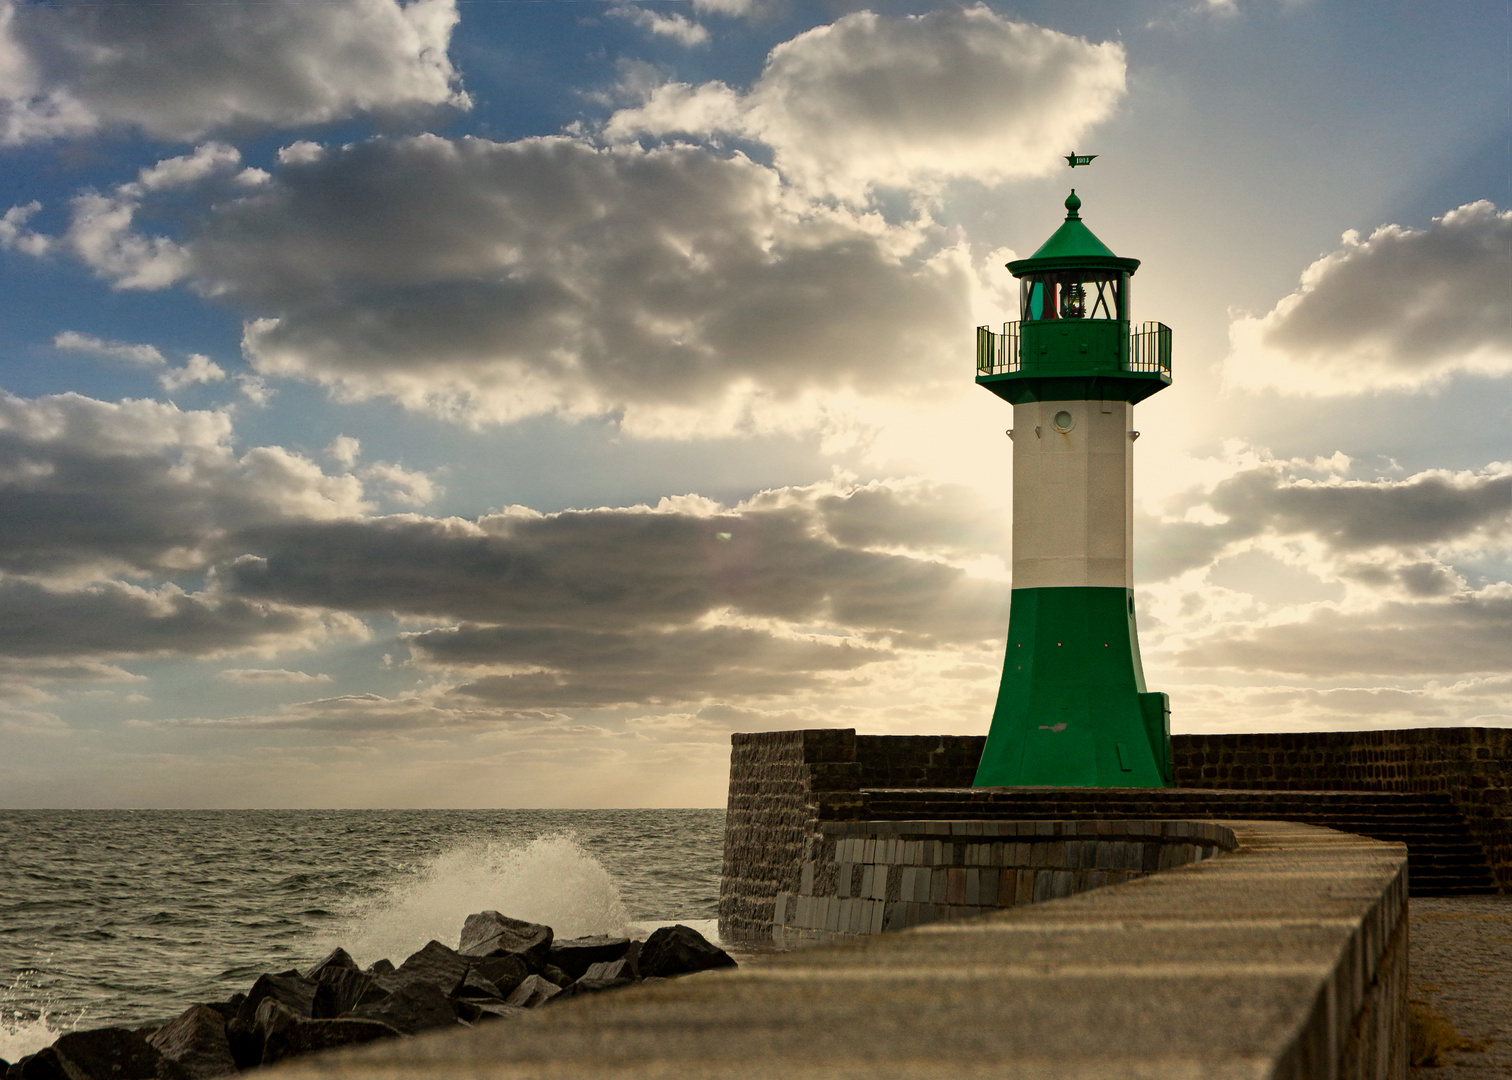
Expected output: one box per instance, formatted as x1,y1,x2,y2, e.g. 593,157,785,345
1011,399,1134,590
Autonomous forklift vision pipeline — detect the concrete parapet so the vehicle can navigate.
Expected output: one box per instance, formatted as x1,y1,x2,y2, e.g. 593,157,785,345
267,820,1409,1080
773,818,1234,947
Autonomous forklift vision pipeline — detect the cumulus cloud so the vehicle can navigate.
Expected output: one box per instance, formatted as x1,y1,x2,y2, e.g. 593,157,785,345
0,577,363,660
0,390,369,579
1225,201,1512,393
1176,585,1512,678
1139,455,1512,581
54,331,167,369
605,8,1126,201
0,0,467,143
608,6,710,47
70,134,968,431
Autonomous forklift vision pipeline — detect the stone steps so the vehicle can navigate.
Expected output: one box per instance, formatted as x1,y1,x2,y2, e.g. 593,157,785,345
854,787,1499,896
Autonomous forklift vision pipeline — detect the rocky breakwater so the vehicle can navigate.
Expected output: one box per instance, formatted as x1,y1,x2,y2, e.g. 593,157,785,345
2,915,735,1080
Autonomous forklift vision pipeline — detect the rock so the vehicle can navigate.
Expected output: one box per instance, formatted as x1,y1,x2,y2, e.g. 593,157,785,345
392,940,470,995
539,964,573,989
546,936,632,981
203,995,242,1023
228,972,316,1069
635,925,737,979
6,1048,67,1080
311,968,387,1019
469,955,529,998
457,912,552,969
502,974,561,1009
260,1015,401,1067
581,958,635,983
345,980,457,1035
555,975,632,1002
49,1027,189,1080
301,947,359,982
147,1004,238,1079
452,969,504,1001
364,958,395,978
472,1003,531,1023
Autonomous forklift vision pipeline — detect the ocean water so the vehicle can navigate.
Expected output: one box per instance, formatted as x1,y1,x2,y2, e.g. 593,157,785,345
0,808,725,1061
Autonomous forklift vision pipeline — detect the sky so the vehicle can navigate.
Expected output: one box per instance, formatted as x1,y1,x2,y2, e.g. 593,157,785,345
0,0,1507,808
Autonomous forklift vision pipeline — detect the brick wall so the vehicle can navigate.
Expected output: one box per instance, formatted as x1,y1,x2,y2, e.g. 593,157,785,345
718,729,862,943
855,734,984,789
1172,728,1512,890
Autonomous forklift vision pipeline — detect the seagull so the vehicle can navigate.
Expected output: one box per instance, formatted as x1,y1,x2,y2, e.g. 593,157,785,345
1065,153,1097,168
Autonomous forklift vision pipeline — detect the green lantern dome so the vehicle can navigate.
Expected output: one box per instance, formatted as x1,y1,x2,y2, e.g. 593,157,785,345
1006,190,1140,276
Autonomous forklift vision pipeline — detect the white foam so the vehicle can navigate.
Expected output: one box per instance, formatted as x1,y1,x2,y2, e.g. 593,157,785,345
0,971,84,1062
338,833,631,967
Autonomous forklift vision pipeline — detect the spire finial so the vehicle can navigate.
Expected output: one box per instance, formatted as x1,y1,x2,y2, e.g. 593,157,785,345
1065,189,1082,219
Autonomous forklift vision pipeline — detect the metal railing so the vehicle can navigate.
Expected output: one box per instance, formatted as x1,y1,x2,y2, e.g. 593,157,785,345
976,320,1172,379
1129,321,1172,375
976,321,1020,374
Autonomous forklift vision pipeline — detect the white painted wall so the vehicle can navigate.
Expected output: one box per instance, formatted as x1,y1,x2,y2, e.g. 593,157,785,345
1011,398,1133,589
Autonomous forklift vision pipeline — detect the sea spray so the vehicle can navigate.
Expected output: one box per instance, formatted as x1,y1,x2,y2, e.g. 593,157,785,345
338,833,631,966
0,968,86,1062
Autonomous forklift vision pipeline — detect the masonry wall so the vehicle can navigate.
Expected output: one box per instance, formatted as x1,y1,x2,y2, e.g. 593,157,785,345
773,818,1233,948
1171,728,1512,891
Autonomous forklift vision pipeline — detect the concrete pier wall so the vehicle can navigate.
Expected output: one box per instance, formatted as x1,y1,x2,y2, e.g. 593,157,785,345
270,820,1410,1080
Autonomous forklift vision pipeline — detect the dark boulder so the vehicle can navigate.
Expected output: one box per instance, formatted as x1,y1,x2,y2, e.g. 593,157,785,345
457,912,552,969
301,947,359,982
147,1004,238,1079
228,972,316,1070
581,957,635,983
636,925,737,979
392,940,470,996
469,955,528,998
502,974,560,1009
311,968,386,1019
452,969,504,1001
546,936,631,981
539,965,573,989
259,1013,400,1067
49,1027,189,1080
364,958,395,978
345,981,457,1035
5,1048,67,1080
472,1003,530,1023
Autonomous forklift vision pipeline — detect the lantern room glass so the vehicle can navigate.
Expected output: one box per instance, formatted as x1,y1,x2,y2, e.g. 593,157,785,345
1021,271,1128,322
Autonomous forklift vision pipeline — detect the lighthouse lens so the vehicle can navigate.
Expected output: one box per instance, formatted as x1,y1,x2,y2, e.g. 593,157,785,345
1053,410,1074,432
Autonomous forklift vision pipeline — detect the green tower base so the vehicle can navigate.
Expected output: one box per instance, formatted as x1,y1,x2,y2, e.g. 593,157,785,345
973,586,1171,788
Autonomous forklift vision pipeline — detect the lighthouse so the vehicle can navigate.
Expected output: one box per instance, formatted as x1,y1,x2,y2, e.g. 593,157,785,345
973,186,1173,788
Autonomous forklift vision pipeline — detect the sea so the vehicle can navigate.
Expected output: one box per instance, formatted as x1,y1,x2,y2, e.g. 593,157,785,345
0,808,727,1062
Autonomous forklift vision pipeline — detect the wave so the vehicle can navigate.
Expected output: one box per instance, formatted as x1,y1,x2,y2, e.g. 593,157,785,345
0,969,86,1062
335,833,631,968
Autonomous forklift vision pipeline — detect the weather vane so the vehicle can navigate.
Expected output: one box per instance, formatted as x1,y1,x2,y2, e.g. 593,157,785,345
1065,152,1097,168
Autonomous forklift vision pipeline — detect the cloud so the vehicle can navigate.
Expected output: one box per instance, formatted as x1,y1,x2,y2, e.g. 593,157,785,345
159,354,228,392
0,390,369,579
608,6,710,47
0,0,467,143
221,481,1010,643
1139,455,1512,581
1225,201,1512,393
1175,585,1512,677
605,8,1126,201
54,331,167,368
0,577,363,660
72,134,969,432
217,668,331,685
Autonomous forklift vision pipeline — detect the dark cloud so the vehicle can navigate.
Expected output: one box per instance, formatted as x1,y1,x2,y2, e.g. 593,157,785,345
177,135,968,428
0,578,357,659
0,390,366,577
1139,462,1511,581
413,623,891,707
1177,588,1512,677
0,0,465,143
222,487,1011,645
1228,201,1512,391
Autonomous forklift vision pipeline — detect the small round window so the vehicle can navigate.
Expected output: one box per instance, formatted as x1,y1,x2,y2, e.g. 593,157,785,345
1052,410,1074,433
